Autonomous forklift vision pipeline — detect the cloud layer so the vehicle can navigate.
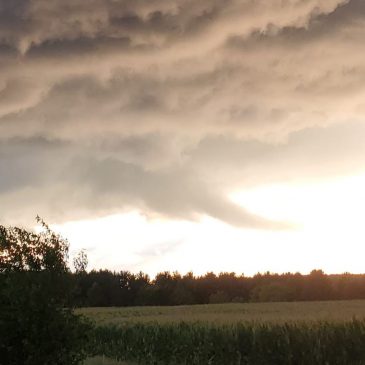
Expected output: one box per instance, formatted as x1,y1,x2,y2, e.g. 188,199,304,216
1,0,365,227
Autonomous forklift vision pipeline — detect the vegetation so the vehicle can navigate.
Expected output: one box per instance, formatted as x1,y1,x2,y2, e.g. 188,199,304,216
79,300,365,326
71,268,365,307
88,319,365,365
82,301,365,364
84,356,129,365
0,219,92,365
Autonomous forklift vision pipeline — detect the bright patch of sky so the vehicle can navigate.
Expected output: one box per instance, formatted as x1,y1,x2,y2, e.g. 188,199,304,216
51,172,365,276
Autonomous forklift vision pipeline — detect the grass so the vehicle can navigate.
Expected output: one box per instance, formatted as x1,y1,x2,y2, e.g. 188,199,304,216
78,299,365,326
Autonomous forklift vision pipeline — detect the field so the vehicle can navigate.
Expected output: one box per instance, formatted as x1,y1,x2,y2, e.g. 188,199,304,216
81,300,365,365
84,357,128,365
84,356,129,365
79,300,365,326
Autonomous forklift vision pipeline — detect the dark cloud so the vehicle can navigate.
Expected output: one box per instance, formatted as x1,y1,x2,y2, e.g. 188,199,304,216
2,120,365,228
0,0,358,136
1,0,364,228
227,0,361,48
0,136,287,229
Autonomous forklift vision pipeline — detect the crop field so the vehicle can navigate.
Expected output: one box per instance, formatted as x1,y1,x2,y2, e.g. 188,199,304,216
79,300,365,325
84,356,129,365
81,301,365,365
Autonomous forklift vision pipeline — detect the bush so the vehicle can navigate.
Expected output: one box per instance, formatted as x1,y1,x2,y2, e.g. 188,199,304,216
0,218,92,365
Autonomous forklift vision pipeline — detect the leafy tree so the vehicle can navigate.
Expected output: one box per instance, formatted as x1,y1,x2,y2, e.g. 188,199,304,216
0,218,92,365
72,249,90,307
250,282,296,302
87,281,108,307
209,290,229,304
302,269,334,301
73,249,88,274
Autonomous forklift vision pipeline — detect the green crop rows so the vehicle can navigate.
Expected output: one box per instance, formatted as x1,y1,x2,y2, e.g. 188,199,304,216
86,320,365,364
81,302,365,364
79,301,365,325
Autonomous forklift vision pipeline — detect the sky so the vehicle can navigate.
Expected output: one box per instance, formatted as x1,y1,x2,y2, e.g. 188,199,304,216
1,0,365,276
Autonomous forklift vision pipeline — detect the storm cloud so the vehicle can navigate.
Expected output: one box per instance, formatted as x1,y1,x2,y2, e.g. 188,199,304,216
1,0,365,227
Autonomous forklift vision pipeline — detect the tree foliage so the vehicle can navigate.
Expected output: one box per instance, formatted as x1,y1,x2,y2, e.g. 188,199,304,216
0,218,92,365
73,249,88,274
69,268,365,307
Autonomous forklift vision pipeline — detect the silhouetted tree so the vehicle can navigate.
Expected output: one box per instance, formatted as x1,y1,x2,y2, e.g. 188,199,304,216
0,218,91,365
302,269,334,301
60,268,365,307
73,249,88,274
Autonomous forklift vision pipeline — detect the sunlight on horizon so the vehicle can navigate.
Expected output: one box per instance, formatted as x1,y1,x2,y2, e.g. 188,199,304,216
50,173,365,277
231,173,365,230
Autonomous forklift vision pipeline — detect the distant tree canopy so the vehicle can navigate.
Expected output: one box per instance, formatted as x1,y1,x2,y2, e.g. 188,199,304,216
0,218,91,365
69,268,365,308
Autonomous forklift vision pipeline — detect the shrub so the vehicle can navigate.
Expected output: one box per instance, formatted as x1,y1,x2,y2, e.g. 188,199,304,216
0,218,92,365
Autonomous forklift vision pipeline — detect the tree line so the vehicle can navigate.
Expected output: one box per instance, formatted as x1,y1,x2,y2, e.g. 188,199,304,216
71,268,365,307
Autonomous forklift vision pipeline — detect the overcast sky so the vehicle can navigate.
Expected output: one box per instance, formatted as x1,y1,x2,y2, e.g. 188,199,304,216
1,0,365,275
